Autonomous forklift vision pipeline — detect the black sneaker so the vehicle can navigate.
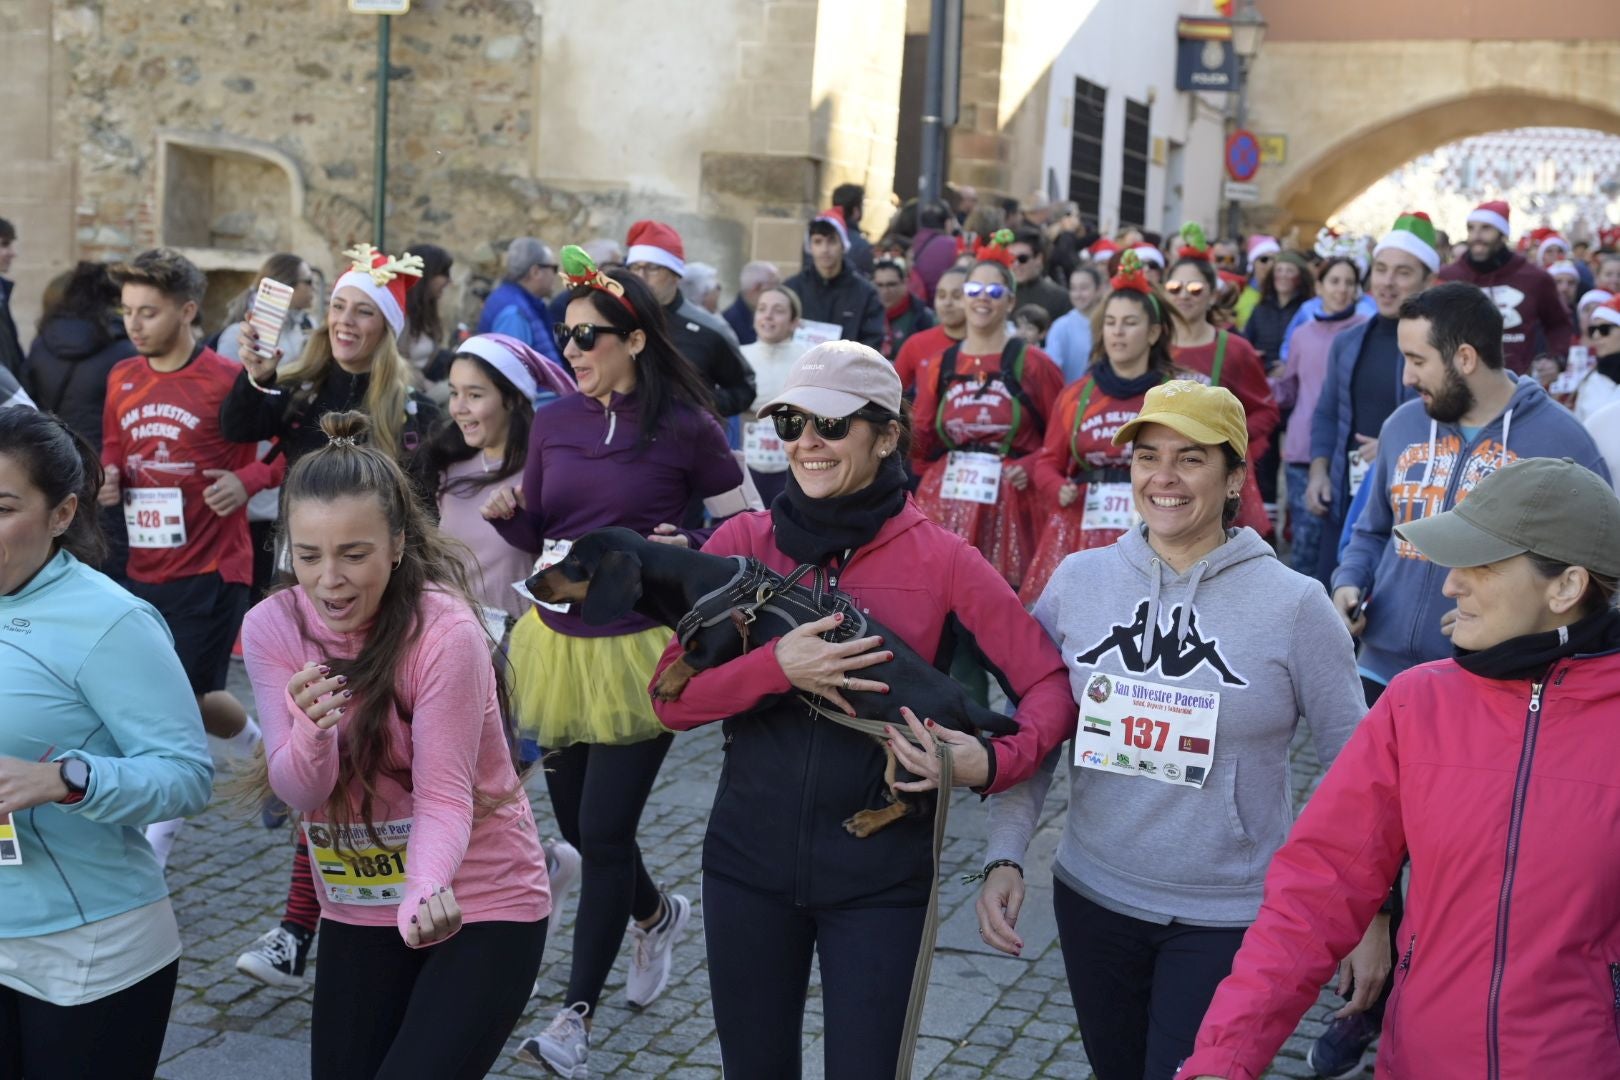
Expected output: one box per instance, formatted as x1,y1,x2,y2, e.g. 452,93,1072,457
235,925,311,988
1306,1010,1379,1078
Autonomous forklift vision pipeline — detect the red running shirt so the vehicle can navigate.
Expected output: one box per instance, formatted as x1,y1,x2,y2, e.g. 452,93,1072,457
102,348,270,586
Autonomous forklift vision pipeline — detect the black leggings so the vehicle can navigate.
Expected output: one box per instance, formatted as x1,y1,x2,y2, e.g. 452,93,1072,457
703,872,926,1080
542,733,673,1014
311,917,546,1080
0,959,178,1080
1054,880,1246,1080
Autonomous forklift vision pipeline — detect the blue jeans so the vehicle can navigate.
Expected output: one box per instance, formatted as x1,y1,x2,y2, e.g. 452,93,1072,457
1285,463,1323,578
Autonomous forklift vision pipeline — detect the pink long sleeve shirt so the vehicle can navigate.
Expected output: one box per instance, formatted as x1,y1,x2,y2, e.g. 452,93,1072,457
243,587,548,944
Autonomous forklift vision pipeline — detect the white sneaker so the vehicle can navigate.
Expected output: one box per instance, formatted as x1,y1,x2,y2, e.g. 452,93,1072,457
545,839,581,926
517,1002,590,1078
624,893,690,1009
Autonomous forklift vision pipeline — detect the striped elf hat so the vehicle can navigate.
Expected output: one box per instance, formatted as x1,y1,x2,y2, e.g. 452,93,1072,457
1372,212,1439,273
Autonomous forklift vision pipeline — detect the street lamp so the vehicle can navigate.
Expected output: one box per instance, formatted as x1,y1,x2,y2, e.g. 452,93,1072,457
1226,0,1268,243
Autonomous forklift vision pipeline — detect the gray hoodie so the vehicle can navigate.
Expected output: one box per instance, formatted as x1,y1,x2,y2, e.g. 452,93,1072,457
986,526,1365,926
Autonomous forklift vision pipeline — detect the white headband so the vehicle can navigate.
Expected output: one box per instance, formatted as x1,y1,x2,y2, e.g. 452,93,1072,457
455,336,541,406
332,270,406,337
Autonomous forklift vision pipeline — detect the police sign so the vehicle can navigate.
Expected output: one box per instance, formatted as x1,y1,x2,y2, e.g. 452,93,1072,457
1175,18,1236,93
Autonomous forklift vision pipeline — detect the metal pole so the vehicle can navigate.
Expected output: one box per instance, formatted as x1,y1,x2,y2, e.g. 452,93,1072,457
918,0,948,205
372,14,391,249
1227,54,1247,242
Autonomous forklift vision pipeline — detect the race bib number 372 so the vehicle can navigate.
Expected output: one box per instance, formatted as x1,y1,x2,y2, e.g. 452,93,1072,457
1073,671,1219,788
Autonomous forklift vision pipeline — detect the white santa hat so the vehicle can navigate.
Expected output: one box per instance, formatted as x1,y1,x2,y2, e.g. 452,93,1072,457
1466,200,1512,239
1579,289,1614,311
1548,260,1581,281
1246,235,1280,262
1594,297,1620,330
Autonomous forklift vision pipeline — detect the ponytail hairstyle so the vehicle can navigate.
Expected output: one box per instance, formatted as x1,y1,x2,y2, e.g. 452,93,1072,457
277,411,511,853
564,266,718,445
0,408,106,567
1091,250,1177,373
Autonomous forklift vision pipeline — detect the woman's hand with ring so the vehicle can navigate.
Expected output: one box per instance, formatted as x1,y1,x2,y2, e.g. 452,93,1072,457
885,706,991,789
288,661,349,729
773,612,891,716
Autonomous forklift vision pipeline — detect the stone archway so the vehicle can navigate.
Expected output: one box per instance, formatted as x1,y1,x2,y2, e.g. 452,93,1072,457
1272,93,1620,234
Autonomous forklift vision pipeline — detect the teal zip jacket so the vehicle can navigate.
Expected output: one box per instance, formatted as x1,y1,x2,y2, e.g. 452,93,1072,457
0,551,213,938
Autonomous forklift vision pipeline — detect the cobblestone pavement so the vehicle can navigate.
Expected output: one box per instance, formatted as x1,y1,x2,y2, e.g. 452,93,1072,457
152,661,1369,1079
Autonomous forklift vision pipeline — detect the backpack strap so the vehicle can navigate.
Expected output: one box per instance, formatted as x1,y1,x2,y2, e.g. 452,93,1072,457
1210,330,1228,388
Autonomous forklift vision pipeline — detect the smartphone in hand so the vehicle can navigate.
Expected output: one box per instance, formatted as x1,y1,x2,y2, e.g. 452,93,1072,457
247,277,296,358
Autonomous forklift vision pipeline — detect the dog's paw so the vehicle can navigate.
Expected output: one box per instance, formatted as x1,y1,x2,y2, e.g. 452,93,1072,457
843,802,909,838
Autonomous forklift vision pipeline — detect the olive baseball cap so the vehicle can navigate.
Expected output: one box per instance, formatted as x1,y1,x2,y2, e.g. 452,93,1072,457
1112,380,1249,459
755,340,903,418
1393,457,1620,576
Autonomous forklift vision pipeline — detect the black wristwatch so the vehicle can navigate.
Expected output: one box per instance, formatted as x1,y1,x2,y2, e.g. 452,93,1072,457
58,758,90,804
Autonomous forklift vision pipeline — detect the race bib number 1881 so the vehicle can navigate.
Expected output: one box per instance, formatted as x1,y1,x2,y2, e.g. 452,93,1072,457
1073,671,1219,788
306,819,411,905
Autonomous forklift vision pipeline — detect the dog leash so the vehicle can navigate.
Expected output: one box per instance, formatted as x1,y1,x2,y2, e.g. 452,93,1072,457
799,694,954,1080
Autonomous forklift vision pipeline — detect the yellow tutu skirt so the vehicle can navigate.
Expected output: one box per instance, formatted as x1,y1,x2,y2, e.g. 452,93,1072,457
507,609,673,748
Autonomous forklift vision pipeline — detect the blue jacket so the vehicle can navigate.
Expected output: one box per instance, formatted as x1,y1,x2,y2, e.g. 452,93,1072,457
477,281,563,366
0,552,213,937
1332,376,1612,681
1279,294,1377,360
1308,317,1418,518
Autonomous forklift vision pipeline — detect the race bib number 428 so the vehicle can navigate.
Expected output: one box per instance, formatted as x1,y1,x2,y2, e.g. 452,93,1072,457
1073,671,1219,788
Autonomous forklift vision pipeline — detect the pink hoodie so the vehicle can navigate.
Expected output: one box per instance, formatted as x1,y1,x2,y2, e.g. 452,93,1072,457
243,587,548,944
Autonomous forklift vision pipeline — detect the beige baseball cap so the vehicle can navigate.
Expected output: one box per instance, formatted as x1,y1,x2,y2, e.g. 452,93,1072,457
1394,457,1620,576
755,340,903,418
1112,380,1250,459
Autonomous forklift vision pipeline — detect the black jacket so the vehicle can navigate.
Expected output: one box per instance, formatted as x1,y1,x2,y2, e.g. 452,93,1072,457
1015,276,1073,324
1243,295,1306,364
783,265,886,349
0,279,22,377
663,296,756,417
20,317,138,451
219,366,440,477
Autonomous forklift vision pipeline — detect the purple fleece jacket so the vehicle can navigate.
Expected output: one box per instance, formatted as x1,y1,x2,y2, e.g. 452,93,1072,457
489,391,742,637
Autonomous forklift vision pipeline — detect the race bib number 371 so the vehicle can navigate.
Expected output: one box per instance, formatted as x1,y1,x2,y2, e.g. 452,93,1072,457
1073,672,1218,788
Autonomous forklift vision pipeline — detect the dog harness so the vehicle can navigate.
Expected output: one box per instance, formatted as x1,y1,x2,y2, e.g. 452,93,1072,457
673,557,869,652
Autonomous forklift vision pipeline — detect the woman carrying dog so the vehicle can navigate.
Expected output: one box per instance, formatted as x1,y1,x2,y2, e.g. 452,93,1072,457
652,341,1075,1079
243,411,548,1080
901,382,1369,1080
1021,252,1178,605
483,247,743,1078
1183,458,1620,1080
911,231,1065,592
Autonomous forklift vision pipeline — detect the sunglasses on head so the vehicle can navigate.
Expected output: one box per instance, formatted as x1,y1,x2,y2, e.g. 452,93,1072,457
1164,280,1207,296
554,322,631,352
963,282,1011,300
771,406,894,443
1594,324,1617,338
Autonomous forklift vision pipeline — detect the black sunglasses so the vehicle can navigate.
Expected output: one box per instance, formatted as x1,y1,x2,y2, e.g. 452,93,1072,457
554,322,630,352
771,407,894,443
1594,324,1617,338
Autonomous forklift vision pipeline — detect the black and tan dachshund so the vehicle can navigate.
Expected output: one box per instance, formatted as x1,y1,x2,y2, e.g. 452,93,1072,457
525,527,1017,837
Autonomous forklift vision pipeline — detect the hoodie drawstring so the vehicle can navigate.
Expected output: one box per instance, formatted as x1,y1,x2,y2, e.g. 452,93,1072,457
1418,416,1439,491
1175,560,1211,647
1143,559,1163,656
605,408,617,445
1498,407,1512,467
1419,407,1514,492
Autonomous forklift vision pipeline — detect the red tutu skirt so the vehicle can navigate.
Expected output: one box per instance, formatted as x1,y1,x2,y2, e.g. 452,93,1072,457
1019,503,1127,606
915,458,1036,590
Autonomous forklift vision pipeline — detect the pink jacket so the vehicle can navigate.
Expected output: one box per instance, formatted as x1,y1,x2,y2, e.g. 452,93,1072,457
1182,650,1620,1080
652,500,1075,795
244,587,548,944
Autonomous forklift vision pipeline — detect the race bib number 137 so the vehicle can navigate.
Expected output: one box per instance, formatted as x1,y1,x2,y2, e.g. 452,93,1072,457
1073,671,1219,788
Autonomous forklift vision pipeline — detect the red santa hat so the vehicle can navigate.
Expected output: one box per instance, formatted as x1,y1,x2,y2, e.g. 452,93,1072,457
1600,225,1620,251
1246,235,1281,261
1538,233,1571,262
1593,296,1620,330
625,220,686,277
808,207,851,251
1466,200,1512,239
1088,238,1121,262
1131,244,1166,268
332,244,424,337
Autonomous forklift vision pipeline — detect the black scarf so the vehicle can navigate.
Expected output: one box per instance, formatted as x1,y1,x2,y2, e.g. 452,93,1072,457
1454,607,1620,681
1598,351,1620,385
1090,358,1165,400
771,455,909,566
1465,244,1513,276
